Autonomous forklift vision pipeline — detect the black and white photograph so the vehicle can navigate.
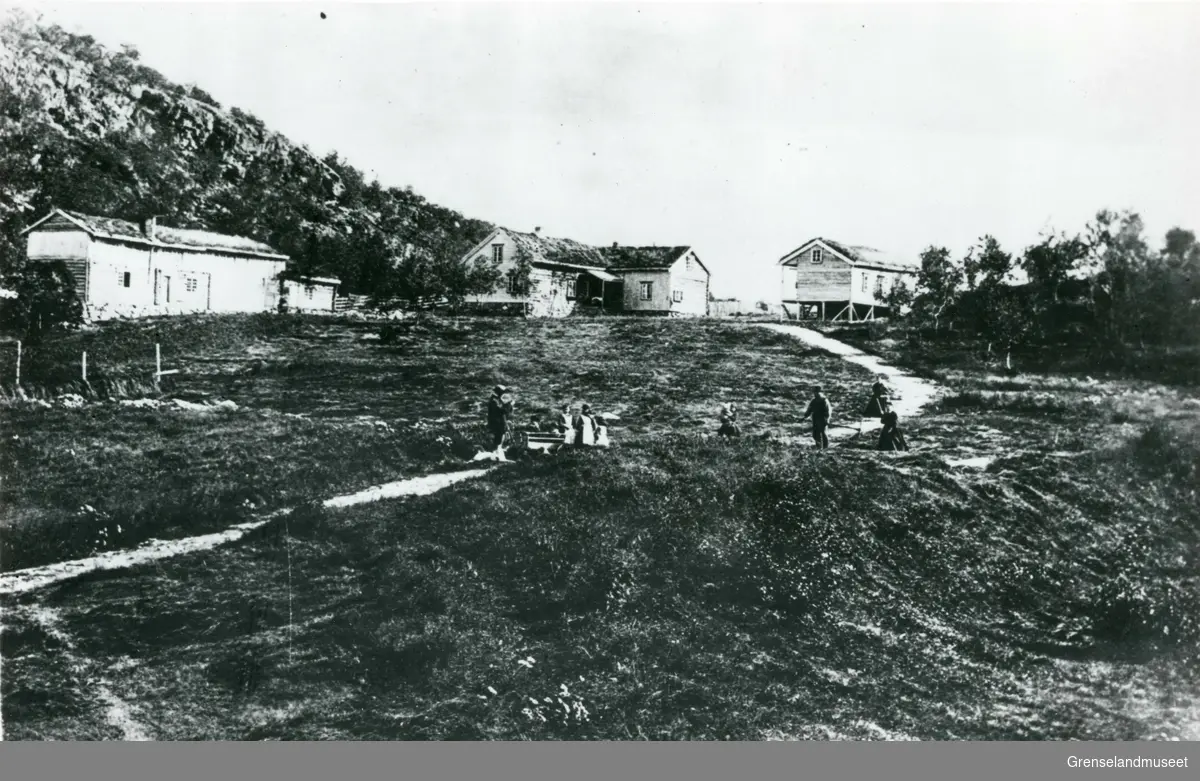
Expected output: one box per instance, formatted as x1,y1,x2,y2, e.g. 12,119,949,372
0,0,1198,744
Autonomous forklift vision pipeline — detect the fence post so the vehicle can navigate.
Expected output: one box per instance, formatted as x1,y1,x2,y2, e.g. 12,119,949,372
15,339,21,387
156,343,161,377
82,350,87,381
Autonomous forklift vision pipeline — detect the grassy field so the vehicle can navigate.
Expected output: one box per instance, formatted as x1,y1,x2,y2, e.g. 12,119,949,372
0,315,861,571
2,315,1199,740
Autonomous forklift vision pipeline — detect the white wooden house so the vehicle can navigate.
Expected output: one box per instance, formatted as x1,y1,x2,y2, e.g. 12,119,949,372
605,246,710,317
460,227,709,317
283,276,340,314
462,228,622,317
22,209,289,321
779,237,918,321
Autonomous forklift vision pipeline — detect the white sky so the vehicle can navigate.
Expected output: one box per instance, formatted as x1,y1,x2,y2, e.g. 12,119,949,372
18,1,1200,300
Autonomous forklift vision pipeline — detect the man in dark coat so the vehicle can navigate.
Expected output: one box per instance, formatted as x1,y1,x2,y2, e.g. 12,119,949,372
487,385,514,453
800,386,833,449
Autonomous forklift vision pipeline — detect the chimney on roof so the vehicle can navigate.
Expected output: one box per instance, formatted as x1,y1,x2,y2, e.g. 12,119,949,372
612,242,618,249
141,215,157,240
534,226,541,234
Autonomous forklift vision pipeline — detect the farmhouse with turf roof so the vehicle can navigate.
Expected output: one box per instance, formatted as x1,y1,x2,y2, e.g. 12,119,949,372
779,237,918,322
461,227,710,317
22,209,290,322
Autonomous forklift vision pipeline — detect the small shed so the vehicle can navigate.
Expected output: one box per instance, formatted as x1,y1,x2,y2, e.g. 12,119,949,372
283,276,341,314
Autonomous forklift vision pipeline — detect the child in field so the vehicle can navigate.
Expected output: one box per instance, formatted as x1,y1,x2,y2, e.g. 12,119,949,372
800,387,833,449
717,402,741,437
594,413,612,447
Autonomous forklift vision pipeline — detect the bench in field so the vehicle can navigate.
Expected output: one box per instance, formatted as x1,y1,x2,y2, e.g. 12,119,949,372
525,431,569,451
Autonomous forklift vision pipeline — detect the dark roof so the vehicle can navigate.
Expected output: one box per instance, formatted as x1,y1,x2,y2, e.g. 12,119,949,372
781,237,918,273
28,209,287,259
505,229,609,268
602,246,691,271
486,229,704,275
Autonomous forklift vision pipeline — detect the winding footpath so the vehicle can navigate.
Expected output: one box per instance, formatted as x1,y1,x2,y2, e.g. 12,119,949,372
0,468,494,598
757,323,942,435
0,466,495,741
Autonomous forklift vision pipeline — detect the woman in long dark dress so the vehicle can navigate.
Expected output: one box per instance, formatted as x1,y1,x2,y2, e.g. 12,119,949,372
877,410,908,452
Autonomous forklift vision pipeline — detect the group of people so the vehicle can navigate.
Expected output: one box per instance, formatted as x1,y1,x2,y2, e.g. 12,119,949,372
550,401,612,447
716,376,907,452
484,375,909,460
485,384,611,458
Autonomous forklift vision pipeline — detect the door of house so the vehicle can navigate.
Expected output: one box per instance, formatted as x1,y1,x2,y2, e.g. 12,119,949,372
154,270,171,306
178,271,211,311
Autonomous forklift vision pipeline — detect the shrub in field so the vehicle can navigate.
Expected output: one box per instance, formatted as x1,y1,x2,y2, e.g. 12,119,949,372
0,260,84,341
935,390,1074,415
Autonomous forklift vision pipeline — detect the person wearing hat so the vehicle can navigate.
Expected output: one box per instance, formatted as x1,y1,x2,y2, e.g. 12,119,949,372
487,385,515,455
573,403,597,447
800,386,833,449
863,376,893,420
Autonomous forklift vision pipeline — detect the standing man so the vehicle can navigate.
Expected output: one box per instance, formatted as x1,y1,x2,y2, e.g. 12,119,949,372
487,385,514,457
800,386,833,449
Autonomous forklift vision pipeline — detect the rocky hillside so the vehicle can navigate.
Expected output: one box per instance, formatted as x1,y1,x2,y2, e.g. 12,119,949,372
0,10,494,295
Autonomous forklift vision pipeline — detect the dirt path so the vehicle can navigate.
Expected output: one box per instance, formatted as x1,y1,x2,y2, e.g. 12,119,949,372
0,465,495,741
0,467,494,598
25,605,151,740
757,323,942,436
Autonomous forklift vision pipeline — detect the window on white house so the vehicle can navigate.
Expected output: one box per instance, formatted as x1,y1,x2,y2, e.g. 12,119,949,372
875,275,885,296
507,273,526,296
119,271,131,288
639,281,653,301
305,286,314,299
811,248,823,264
492,244,504,264
185,277,198,293
861,273,867,293
673,289,683,303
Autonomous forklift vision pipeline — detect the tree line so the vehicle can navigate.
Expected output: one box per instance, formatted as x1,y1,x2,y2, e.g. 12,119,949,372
881,211,1200,368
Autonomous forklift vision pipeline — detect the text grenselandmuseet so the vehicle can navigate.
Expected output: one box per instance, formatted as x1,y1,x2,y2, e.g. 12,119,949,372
1067,756,1188,768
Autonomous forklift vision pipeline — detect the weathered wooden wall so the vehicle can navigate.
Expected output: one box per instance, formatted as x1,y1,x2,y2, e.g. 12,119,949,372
26,227,91,301
284,280,338,313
